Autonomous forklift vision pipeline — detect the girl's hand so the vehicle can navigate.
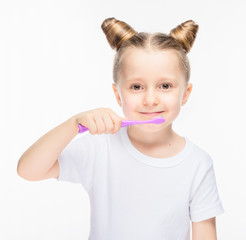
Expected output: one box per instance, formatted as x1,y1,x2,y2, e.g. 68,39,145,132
73,108,126,135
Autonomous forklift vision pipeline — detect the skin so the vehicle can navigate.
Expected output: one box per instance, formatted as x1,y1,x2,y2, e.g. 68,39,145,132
112,48,192,158
112,48,217,239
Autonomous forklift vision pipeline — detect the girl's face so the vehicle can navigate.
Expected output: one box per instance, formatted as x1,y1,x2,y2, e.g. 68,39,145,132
112,48,192,133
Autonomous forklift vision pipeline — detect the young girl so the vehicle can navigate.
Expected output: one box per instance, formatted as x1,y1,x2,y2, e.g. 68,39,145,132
17,17,224,239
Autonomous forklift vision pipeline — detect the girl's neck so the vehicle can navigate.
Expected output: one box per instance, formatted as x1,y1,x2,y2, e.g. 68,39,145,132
127,124,177,148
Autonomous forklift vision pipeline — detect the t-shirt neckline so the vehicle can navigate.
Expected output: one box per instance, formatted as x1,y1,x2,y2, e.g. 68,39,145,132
119,126,192,168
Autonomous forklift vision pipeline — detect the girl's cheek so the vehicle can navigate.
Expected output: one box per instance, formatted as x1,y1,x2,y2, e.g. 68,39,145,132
163,95,182,119
121,96,141,118
120,95,132,109
124,101,136,114
162,94,179,108
122,94,138,108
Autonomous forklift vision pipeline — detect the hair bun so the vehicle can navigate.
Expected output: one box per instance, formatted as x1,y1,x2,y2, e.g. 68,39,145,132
101,17,137,51
169,20,199,53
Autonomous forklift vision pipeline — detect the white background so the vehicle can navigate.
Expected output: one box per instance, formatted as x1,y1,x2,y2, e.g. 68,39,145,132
1,0,246,239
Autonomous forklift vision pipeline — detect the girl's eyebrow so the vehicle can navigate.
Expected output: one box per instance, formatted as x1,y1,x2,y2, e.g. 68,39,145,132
126,76,177,83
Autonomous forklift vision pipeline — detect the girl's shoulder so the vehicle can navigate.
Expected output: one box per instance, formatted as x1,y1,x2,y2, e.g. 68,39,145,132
186,137,214,167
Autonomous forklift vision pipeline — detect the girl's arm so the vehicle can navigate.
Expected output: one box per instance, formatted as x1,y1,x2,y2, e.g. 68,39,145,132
17,108,123,181
17,116,78,181
192,217,217,240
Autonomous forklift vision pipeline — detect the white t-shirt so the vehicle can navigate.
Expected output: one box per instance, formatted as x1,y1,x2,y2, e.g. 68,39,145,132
57,126,224,240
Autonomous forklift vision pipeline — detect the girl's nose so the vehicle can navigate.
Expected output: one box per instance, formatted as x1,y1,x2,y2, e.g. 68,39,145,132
143,89,159,105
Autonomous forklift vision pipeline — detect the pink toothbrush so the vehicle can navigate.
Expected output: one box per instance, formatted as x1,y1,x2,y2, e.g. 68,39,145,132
78,116,165,134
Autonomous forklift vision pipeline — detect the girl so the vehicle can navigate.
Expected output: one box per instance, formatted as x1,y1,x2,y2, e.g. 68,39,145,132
17,17,224,239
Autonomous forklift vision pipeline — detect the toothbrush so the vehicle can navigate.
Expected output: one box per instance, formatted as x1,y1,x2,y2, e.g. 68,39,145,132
78,116,165,134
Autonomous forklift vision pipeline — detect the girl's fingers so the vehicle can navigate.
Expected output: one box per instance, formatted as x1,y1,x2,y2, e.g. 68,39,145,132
76,108,126,135
87,118,98,135
94,115,106,134
108,110,124,133
102,112,115,133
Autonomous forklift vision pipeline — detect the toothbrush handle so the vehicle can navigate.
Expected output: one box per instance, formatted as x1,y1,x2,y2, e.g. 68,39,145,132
78,122,128,134
78,120,151,133
121,121,149,127
78,124,89,133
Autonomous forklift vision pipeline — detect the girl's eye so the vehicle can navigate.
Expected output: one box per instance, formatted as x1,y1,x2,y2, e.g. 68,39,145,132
130,84,142,91
160,83,172,89
130,83,172,91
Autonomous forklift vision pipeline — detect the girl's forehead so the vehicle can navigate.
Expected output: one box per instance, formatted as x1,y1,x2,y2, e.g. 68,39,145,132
120,48,183,80
122,48,180,66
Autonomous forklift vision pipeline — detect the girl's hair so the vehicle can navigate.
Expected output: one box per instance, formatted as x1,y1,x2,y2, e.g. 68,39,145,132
101,17,199,84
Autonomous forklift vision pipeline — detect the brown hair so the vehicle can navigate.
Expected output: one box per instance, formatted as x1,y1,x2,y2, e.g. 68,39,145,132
101,17,199,84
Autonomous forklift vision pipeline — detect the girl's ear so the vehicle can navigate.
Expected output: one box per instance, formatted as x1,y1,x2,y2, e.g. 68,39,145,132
112,83,122,107
181,83,193,106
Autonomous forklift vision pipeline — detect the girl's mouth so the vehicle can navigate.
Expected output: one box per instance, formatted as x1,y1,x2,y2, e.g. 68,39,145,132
140,111,164,116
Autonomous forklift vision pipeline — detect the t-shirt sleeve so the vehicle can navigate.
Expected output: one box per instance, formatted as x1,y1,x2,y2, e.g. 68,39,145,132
57,133,106,192
189,154,225,222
